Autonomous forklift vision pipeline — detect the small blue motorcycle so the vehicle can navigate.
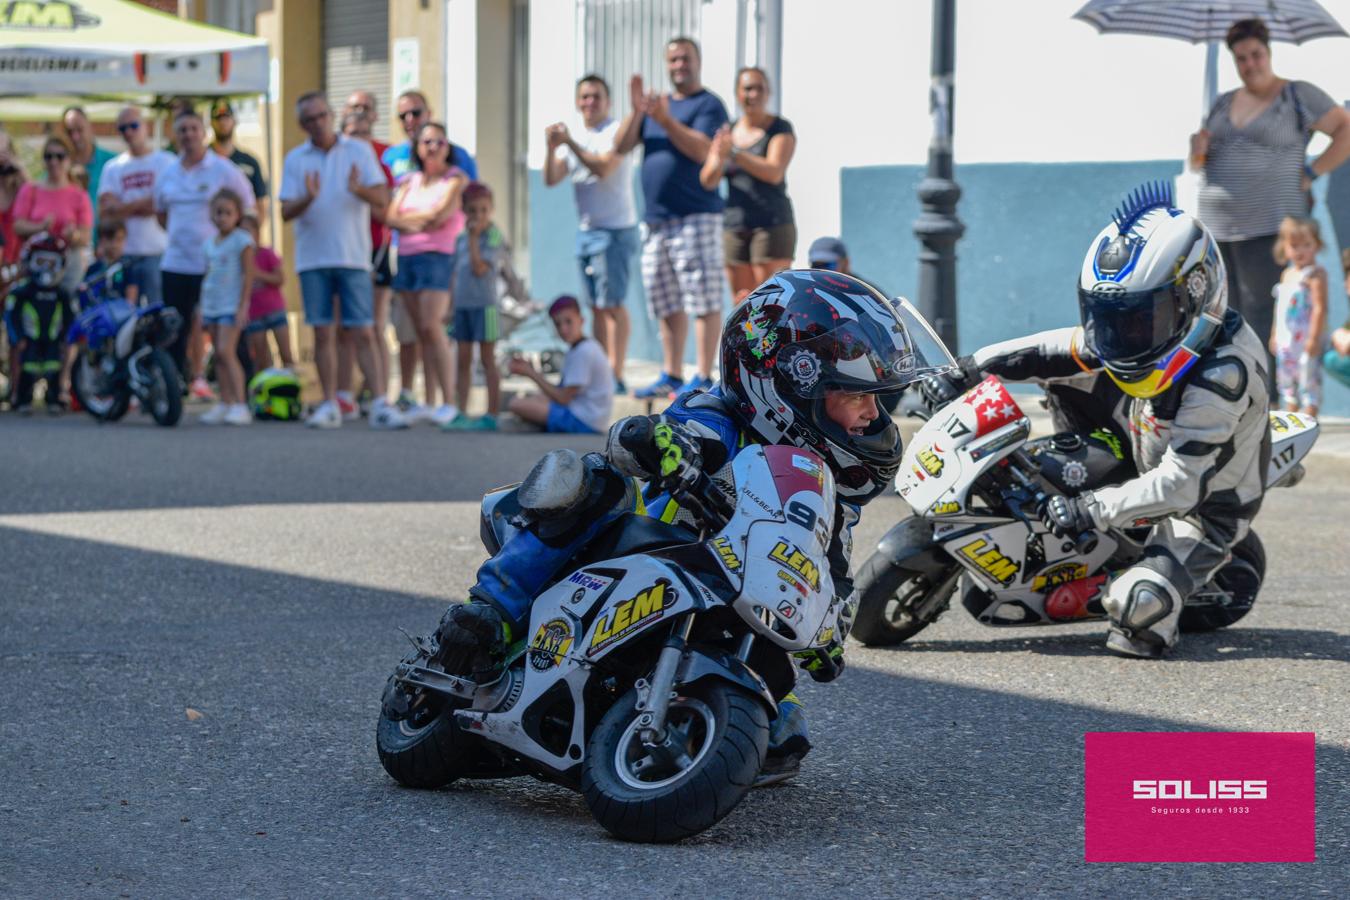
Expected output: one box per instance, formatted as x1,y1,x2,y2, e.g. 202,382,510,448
68,267,183,426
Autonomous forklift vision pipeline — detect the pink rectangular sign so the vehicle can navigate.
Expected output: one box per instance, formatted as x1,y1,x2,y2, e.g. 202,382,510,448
1084,732,1315,863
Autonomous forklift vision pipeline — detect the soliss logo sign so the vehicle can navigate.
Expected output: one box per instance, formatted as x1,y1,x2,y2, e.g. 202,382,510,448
959,538,1020,586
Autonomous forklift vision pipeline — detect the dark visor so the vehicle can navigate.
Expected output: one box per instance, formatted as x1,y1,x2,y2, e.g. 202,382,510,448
1078,283,1187,370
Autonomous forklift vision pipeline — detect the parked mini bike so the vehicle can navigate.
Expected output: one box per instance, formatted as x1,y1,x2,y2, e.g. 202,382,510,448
376,422,848,842
68,277,183,426
851,375,1318,646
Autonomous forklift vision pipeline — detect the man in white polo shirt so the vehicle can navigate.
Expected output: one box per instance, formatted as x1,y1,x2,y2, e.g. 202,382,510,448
98,105,175,306
155,109,256,387
280,91,405,430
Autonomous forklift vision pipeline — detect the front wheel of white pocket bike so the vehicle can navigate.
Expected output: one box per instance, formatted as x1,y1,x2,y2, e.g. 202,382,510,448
582,679,768,843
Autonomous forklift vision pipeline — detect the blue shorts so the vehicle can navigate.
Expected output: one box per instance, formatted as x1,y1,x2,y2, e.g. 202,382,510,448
122,254,162,306
298,267,374,327
392,251,452,293
546,401,600,434
202,312,238,327
578,225,639,309
244,310,288,335
449,306,500,343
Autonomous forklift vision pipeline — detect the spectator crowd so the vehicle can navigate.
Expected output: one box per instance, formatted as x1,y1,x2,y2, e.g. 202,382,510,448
14,27,1347,428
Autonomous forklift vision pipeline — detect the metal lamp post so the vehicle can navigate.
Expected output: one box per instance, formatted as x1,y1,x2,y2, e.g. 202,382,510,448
913,0,964,352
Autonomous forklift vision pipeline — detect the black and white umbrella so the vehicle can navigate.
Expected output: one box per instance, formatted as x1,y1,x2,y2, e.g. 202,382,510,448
1073,0,1347,44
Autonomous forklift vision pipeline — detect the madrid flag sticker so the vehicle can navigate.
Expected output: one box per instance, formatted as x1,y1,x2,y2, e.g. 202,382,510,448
1084,732,1315,863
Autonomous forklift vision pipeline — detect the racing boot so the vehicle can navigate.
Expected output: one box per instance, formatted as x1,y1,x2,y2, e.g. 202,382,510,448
1101,570,1183,660
431,600,513,681
755,693,812,787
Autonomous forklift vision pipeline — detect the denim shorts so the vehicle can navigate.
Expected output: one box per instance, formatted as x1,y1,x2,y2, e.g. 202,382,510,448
244,310,288,335
202,312,237,327
546,402,600,434
577,226,639,309
392,251,453,293
449,307,499,343
298,266,374,327
122,254,163,305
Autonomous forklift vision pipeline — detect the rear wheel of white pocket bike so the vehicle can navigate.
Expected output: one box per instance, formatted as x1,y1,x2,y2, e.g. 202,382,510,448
582,680,768,843
1179,531,1265,632
375,653,485,789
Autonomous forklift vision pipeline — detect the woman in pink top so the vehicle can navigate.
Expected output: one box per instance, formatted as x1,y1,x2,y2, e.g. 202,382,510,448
13,136,93,291
384,122,468,425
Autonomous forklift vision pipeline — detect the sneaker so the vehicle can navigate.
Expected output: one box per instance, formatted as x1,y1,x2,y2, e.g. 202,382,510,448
614,378,627,395
306,400,342,429
190,377,215,401
16,404,33,416
396,390,417,412
634,372,684,400
440,412,474,431
336,392,360,422
682,374,715,394
468,414,498,431
199,403,228,425
405,403,433,424
369,400,410,430
224,404,253,426
430,404,460,427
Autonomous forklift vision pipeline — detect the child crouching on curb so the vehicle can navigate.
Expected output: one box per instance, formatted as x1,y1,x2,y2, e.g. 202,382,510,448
507,294,614,433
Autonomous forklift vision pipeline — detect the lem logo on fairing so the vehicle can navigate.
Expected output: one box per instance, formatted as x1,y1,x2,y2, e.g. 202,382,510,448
958,538,1019,586
769,541,820,591
588,581,673,654
1132,780,1268,800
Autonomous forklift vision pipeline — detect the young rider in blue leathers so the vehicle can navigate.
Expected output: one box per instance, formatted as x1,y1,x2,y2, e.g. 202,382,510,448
430,270,938,780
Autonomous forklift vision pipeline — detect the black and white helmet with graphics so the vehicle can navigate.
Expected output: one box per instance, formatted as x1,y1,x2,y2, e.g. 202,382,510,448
720,270,954,503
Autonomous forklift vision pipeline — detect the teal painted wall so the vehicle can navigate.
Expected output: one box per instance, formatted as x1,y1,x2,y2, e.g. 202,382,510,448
526,163,1350,415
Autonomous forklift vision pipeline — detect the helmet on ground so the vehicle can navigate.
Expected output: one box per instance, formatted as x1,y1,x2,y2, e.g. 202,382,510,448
1077,182,1226,399
721,270,949,503
248,367,303,420
23,233,68,288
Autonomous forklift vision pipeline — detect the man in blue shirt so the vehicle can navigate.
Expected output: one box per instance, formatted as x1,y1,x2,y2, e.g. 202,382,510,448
381,89,478,183
615,37,729,400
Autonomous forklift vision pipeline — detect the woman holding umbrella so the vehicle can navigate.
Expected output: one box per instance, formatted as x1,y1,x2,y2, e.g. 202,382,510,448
1189,17,1350,356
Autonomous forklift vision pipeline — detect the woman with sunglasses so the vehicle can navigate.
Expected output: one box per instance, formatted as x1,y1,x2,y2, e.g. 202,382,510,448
384,121,468,426
13,136,93,294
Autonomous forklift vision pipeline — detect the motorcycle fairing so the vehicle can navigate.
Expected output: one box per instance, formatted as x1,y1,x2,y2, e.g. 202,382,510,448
936,518,1120,626
897,375,1030,519
1266,411,1318,486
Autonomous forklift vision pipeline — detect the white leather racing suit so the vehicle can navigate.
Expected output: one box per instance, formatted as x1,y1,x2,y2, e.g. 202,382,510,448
972,310,1271,656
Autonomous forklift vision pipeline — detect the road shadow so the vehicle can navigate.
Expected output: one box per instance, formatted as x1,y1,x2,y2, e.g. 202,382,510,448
0,526,1343,897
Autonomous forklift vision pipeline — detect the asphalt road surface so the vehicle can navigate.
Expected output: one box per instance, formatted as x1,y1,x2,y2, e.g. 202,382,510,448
1,415,1346,897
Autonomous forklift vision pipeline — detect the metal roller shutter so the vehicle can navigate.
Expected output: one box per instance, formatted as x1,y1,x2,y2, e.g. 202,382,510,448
323,0,391,141
579,0,703,122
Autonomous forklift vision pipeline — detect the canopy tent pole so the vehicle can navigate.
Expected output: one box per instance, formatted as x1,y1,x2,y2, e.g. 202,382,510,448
263,92,277,242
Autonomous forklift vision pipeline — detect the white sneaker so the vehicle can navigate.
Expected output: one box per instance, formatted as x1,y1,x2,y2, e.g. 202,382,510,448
306,400,342,429
336,391,360,422
224,404,253,426
430,404,460,427
199,403,227,425
369,399,409,430
406,403,432,424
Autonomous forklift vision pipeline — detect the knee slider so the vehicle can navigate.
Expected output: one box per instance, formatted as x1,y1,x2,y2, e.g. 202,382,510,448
1103,570,1179,633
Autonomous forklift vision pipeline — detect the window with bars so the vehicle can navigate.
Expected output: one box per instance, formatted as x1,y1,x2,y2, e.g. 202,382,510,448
577,0,704,120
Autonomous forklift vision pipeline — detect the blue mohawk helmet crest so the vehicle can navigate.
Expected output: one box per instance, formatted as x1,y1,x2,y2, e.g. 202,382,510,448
1111,181,1177,234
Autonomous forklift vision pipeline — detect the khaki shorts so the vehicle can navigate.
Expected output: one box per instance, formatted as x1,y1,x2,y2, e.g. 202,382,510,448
391,294,418,343
723,223,797,266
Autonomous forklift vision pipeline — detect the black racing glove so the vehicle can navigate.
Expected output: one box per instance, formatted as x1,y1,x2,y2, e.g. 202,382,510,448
606,416,703,484
919,355,983,410
1038,493,1095,539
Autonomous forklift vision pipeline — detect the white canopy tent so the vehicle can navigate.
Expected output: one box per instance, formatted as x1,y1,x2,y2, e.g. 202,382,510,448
0,0,274,231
